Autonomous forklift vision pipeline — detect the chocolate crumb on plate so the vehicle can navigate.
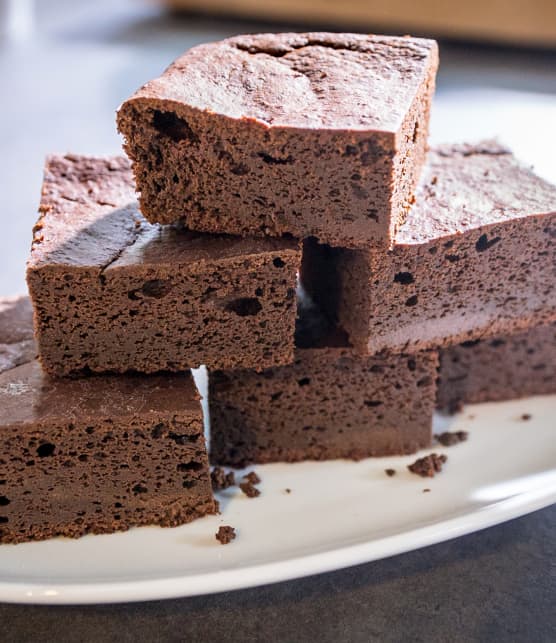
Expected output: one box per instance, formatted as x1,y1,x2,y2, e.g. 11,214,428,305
240,481,261,498
211,467,236,491
435,431,469,447
521,413,532,421
385,468,396,477
408,453,447,477
423,488,431,493
243,471,261,485
215,525,236,545
285,488,291,494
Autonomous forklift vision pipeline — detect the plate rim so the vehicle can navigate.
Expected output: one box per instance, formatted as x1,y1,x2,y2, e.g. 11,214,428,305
1,482,554,605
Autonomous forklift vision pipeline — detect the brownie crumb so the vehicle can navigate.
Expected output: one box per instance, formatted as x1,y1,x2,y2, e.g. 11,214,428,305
423,488,431,493
243,471,261,485
385,468,396,477
521,413,532,421
215,525,236,544
435,431,469,447
285,488,291,494
240,481,261,498
211,467,235,491
408,454,447,477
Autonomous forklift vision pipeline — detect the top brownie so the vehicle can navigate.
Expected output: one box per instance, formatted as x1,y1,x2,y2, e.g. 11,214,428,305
118,32,438,248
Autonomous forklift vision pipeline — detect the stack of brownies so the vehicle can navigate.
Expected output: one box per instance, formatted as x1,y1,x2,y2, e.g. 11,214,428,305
1,33,555,544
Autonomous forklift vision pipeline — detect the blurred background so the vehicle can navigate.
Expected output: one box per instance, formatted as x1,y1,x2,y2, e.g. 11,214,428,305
1,0,555,296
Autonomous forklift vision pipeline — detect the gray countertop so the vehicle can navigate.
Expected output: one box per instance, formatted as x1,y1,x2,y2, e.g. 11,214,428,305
1,1,555,639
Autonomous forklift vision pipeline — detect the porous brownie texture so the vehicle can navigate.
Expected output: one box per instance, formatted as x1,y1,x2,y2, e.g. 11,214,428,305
117,32,438,249
26,155,301,376
0,296,215,544
302,142,556,354
209,309,437,466
437,323,556,412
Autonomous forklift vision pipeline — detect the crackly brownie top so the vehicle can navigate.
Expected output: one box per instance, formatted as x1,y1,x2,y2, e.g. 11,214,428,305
122,32,438,131
397,141,556,246
27,155,300,271
0,295,36,374
0,296,201,424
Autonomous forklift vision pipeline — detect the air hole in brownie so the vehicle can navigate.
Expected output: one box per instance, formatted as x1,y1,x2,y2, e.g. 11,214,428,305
298,377,311,387
151,423,165,439
475,233,501,252
152,110,199,143
490,339,506,347
177,461,204,472
364,400,383,407
271,392,282,401
37,443,55,458
182,480,198,489
0,517,8,524
461,339,481,348
407,359,416,371
412,122,419,143
417,377,433,387
78,454,88,462
231,163,249,176
394,271,414,285
0,480,5,485
0,496,10,506
255,287,264,297
169,432,201,445
132,483,148,494
273,257,285,268
445,254,460,263
224,297,262,316
405,295,418,306
258,152,294,165
141,279,172,299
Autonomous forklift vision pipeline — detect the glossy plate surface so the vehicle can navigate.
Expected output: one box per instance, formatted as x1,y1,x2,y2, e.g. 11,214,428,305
0,390,554,605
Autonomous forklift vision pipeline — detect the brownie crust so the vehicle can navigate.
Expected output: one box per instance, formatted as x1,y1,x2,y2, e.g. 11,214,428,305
437,323,556,412
0,297,216,544
302,142,556,355
209,309,437,466
118,32,438,248
27,155,301,376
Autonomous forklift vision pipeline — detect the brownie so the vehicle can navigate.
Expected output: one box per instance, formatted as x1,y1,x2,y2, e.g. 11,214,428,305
209,307,437,466
302,142,556,354
437,323,556,412
117,32,438,249
0,296,216,544
26,155,301,376
0,296,36,373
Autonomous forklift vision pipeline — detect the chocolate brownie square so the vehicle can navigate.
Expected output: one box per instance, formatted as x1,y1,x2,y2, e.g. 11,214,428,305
0,296,216,544
302,142,556,355
437,323,556,412
117,32,438,249
26,155,301,376
209,306,437,466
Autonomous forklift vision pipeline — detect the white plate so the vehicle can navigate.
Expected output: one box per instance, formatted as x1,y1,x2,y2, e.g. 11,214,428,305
0,394,555,605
